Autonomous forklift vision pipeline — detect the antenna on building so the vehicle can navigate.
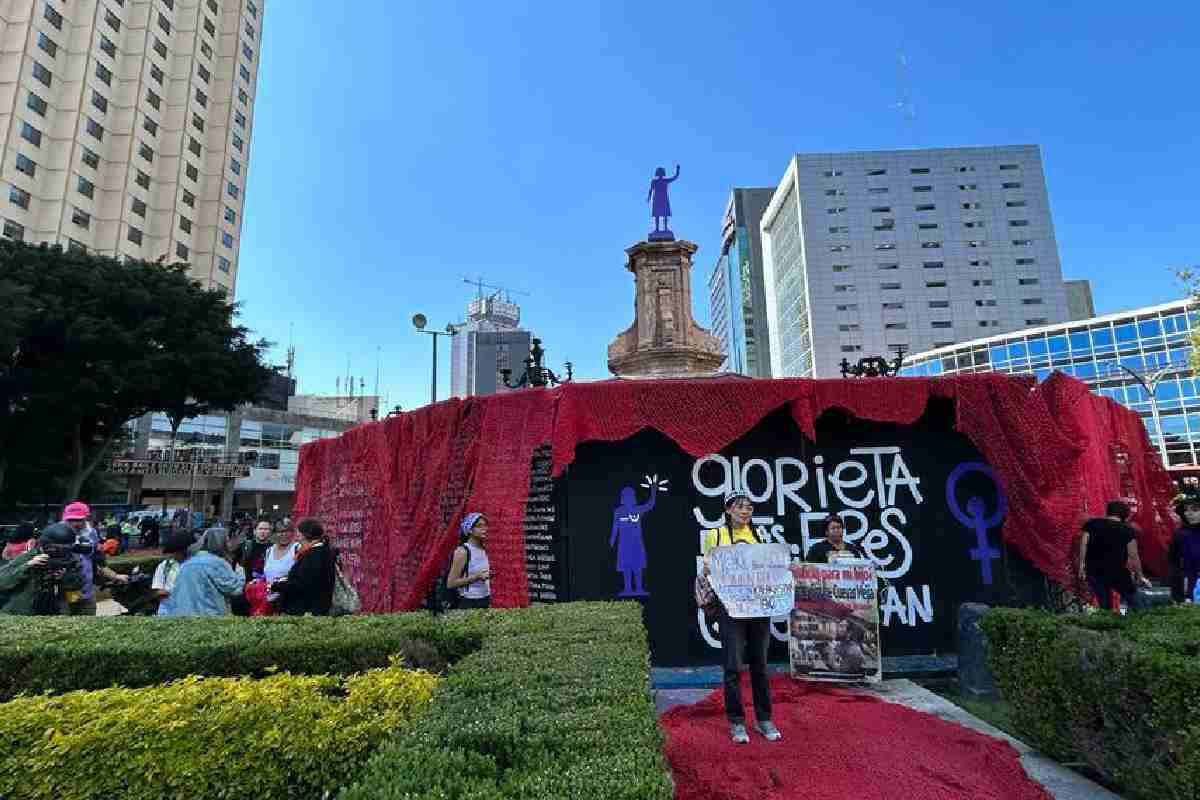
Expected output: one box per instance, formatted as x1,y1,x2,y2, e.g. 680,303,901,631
285,323,296,380
374,346,381,401
461,275,531,303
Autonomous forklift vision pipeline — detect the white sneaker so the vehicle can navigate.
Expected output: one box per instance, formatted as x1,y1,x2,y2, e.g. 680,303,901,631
730,723,749,744
754,720,782,741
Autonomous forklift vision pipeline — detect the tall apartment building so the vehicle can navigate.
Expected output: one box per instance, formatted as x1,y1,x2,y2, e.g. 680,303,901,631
449,292,532,398
1065,279,1096,321
0,0,264,297
707,187,774,377
761,146,1069,377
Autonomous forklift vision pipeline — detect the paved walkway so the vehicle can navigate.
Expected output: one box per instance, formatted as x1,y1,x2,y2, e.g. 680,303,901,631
655,679,1121,800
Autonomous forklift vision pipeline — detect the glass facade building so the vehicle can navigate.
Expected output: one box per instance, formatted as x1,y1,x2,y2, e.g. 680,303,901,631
708,188,775,376
901,300,1200,466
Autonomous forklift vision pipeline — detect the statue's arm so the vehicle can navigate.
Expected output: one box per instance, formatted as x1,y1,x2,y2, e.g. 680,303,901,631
667,164,680,182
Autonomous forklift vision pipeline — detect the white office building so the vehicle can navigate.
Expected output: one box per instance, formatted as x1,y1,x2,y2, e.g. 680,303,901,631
449,293,531,398
761,146,1069,377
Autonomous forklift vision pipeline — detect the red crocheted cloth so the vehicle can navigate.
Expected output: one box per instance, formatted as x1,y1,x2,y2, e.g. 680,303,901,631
660,675,1054,800
292,373,1173,611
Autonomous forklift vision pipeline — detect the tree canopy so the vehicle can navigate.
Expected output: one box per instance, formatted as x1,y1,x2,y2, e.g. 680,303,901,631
0,241,273,502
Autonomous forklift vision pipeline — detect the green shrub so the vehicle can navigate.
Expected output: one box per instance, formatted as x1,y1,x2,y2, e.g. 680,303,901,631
0,613,481,700
104,552,167,576
338,602,673,800
982,606,1200,800
0,662,439,800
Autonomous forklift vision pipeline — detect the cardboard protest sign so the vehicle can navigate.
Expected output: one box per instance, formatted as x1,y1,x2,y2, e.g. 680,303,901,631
706,543,794,618
790,559,882,683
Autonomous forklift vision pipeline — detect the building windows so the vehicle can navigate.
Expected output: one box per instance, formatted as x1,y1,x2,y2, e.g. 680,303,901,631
958,184,977,191
131,197,146,217
218,256,231,273
193,114,205,132
881,302,904,310
975,299,998,307
835,304,859,312
176,242,188,260
969,259,990,267
200,41,213,59
1012,239,1033,246
21,122,42,147
158,12,171,34
94,62,112,85
186,163,199,182
928,300,949,309
182,189,195,207
841,345,863,353
221,231,234,247
870,206,892,213
232,133,244,152
77,176,94,199
831,264,852,273
15,154,36,178
242,43,254,61
833,284,856,293
967,240,986,248
67,238,86,254
238,87,249,105
923,261,944,269
1015,257,1036,266
1022,298,1044,305
72,207,91,229
3,220,25,241
868,187,889,195
1026,318,1048,326
105,9,121,31
139,142,154,163
962,202,982,210
926,280,948,288
918,222,938,230
163,0,174,9
874,243,896,251
207,0,217,12
913,185,932,192
37,32,58,58
830,244,850,253
885,322,908,330
1019,277,1040,285
877,263,899,270
179,216,192,234
1002,182,1023,189
147,89,161,110
910,167,930,174
127,226,143,246
1010,219,1030,227
204,17,216,36
972,279,994,287
957,166,976,173
867,168,887,176
245,20,256,39
224,206,236,224
823,170,843,178
1007,200,1027,208
828,225,848,234
135,170,150,190
964,221,985,228
234,110,247,128
9,186,30,210
880,282,902,290
838,324,861,332
143,117,159,136
99,34,116,58
198,64,211,83
1000,163,1020,170
32,61,52,87
153,38,168,59
189,137,202,156
195,88,208,107
824,189,845,197
86,118,104,140
920,242,942,249
931,321,953,329
81,147,100,169
150,64,164,84
92,90,109,113
874,221,894,231
44,3,63,30
248,1,258,18
915,204,935,211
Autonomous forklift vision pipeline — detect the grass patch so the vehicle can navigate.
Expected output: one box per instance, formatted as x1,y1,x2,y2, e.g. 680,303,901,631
928,685,1019,739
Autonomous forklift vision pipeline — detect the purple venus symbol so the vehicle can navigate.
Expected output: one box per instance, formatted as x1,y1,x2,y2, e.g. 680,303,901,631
946,462,1007,585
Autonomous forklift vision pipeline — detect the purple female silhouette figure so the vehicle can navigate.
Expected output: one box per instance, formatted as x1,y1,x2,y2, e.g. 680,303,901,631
610,482,658,597
647,164,680,241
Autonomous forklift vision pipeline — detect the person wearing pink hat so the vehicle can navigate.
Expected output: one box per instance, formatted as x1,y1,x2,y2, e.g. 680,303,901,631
61,501,127,615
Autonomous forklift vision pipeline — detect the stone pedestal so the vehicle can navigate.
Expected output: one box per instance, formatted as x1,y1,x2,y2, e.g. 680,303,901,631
608,240,724,377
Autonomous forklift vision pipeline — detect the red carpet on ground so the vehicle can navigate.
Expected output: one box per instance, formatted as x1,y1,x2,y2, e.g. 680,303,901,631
660,675,1052,800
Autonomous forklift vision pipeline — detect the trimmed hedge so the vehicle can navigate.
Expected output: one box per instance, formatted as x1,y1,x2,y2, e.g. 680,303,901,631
0,613,481,700
982,606,1200,800
104,552,167,576
0,662,438,800
338,602,673,800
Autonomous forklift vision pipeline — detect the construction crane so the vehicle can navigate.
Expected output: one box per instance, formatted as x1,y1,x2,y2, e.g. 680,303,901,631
462,275,531,303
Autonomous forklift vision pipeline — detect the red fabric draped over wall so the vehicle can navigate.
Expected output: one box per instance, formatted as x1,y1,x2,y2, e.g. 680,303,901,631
292,373,1174,611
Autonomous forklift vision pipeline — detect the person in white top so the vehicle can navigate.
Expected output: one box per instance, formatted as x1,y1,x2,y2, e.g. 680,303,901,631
150,531,192,606
263,522,298,603
447,512,491,609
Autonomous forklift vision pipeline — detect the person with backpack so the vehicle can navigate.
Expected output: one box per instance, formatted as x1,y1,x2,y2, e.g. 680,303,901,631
447,512,491,609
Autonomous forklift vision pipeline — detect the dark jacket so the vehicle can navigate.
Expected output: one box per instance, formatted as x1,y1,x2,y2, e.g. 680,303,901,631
238,539,271,583
0,548,84,615
274,541,336,616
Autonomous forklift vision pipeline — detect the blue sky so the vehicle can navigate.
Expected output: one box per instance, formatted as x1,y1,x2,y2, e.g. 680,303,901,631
235,1,1199,411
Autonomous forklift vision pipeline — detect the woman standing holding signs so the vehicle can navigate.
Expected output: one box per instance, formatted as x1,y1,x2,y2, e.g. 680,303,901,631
702,490,781,744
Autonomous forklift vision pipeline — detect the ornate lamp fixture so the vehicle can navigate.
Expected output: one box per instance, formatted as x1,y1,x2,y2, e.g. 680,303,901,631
500,338,573,389
839,348,906,378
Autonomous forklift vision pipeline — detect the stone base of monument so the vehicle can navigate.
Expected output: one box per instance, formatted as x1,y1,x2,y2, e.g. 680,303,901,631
608,239,725,378
956,602,997,698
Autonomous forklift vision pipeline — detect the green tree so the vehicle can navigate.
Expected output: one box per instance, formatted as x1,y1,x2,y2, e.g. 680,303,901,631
0,241,273,502
1179,266,1200,371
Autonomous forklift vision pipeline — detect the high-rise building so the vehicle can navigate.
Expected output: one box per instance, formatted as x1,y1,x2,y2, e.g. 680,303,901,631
900,299,1199,467
707,187,774,376
0,0,265,297
760,146,1069,377
449,293,532,398
1065,279,1096,321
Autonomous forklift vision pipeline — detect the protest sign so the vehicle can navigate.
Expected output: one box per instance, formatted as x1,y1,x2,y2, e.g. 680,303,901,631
706,543,794,618
790,559,882,683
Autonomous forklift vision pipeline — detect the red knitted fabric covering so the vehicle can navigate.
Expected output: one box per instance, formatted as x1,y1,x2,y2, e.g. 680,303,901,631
660,675,1054,800
292,373,1173,611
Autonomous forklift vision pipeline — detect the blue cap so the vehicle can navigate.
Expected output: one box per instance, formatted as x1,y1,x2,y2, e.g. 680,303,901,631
724,489,751,508
459,512,485,538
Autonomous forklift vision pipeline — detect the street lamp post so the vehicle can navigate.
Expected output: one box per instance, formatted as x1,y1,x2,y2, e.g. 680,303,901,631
1118,363,1173,468
412,314,456,405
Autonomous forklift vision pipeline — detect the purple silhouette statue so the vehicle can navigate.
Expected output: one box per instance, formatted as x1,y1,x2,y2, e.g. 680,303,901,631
610,482,658,597
647,164,680,242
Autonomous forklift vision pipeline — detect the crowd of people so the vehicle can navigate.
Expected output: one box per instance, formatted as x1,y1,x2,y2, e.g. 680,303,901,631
0,501,341,618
